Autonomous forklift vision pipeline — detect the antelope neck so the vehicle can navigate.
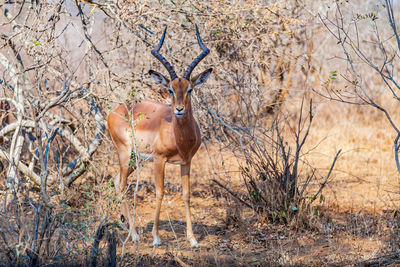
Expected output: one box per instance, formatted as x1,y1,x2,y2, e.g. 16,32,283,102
172,102,198,156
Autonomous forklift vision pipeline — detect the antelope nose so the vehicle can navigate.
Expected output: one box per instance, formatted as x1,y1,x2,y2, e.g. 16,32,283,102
176,106,184,112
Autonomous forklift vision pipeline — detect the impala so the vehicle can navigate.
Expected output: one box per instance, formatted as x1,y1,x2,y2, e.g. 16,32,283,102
107,25,212,248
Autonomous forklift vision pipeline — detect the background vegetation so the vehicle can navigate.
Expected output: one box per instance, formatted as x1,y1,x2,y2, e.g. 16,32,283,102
0,0,399,266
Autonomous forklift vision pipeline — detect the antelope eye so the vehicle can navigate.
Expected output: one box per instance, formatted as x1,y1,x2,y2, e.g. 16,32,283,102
168,88,174,95
187,87,193,95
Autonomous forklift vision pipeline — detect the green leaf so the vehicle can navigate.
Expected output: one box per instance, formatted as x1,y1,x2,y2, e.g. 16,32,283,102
33,41,41,46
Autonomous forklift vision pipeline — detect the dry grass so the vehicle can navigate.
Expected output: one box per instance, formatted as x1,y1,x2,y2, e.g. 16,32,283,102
102,140,400,266
304,99,400,212
1,0,400,266
101,94,400,264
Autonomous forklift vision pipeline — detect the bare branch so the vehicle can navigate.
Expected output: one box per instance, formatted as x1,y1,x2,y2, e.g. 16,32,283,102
311,149,342,203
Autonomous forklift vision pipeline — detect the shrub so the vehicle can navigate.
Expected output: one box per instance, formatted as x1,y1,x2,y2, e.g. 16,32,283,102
214,100,341,227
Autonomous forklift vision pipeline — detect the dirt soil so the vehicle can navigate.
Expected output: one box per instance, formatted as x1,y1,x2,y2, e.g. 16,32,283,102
100,139,400,266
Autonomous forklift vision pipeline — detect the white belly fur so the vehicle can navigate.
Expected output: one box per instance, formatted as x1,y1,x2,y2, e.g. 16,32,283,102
135,153,186,165
167,159,187,165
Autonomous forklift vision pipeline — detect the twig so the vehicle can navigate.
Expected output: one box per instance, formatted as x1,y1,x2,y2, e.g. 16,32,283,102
0,149,40,185
166,252,191,267
212,179,253,209
106,227,117,267
311,149,342,203
65,92,105,186
395,134,400,174
90,220,117,267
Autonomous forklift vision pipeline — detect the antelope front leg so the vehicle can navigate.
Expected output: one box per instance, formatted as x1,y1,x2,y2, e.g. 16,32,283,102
152,156,166,247
181,163,198,248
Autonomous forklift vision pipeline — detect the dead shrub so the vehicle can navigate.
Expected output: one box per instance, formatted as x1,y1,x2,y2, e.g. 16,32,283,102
214,100,341,228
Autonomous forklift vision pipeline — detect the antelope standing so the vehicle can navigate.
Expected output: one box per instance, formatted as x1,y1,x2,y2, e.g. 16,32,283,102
107,26,212,247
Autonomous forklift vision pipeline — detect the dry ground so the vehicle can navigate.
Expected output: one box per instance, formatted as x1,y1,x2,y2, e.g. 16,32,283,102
2,96,399,266
89,98,400,266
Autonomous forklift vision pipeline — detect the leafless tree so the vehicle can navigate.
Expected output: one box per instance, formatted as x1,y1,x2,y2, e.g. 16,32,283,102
319,0,400,173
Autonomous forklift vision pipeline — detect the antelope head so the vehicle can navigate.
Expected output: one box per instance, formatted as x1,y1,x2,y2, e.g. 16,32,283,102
149,25,213,119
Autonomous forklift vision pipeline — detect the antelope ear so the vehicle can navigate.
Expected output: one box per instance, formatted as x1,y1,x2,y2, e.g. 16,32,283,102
191,68,213,88
149,70,170,88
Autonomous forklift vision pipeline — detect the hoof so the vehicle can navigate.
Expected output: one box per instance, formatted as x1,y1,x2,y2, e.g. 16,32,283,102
189,237,198,248
119,215,128,228
152,236,162,247
131,232,140,242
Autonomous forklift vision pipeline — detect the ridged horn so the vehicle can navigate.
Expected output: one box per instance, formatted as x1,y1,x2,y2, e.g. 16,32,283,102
183,25,210,80
151,27,178,81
